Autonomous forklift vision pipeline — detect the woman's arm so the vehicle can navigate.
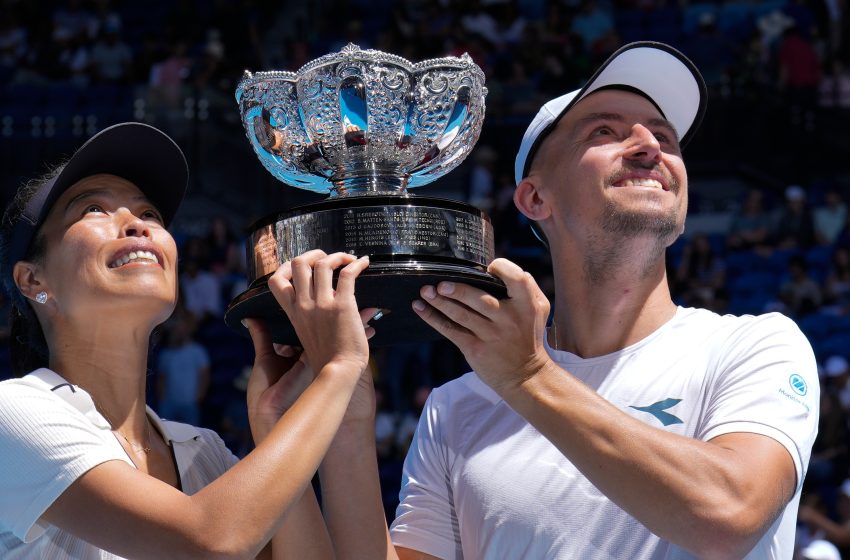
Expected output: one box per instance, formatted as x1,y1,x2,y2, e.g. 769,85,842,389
42,251,372,559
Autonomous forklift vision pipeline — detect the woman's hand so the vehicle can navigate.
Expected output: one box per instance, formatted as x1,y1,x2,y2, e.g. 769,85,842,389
269,250,373,378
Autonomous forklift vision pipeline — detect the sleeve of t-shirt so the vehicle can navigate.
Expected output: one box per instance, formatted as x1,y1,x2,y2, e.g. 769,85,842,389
199,427,239,474
0,381,130,542
390,392,463,560
698,312,819,492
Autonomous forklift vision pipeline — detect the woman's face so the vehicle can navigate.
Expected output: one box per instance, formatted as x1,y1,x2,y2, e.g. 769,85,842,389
32,173,178,329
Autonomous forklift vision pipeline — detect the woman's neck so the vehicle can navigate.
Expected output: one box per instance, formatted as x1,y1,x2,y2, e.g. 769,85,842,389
46,319,152,425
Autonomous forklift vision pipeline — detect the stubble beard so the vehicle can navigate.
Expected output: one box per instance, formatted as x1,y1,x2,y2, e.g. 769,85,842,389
583,173,682,285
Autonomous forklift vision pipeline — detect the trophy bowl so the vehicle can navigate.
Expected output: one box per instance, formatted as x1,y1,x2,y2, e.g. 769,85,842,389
225,44,506,346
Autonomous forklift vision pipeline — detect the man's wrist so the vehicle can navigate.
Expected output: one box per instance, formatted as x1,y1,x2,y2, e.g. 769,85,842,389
499,353,557,402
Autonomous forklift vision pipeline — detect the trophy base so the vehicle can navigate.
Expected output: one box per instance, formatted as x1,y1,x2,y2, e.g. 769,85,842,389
224,262,507,346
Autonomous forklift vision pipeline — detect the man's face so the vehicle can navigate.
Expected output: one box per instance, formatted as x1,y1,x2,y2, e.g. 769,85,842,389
530,89,688,246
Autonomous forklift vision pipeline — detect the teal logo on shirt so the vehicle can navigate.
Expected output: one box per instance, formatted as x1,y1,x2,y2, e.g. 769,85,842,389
789,374,807,396
630,398,684,426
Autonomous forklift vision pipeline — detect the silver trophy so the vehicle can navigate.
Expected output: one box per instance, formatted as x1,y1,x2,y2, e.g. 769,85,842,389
225,44,505,345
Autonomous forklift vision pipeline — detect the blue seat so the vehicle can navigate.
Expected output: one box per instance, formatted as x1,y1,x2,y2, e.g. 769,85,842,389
819,333,850,360
730,271,779,297
797,313,833,340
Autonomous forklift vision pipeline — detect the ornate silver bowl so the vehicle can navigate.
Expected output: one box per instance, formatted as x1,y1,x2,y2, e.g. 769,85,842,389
236,43,486,195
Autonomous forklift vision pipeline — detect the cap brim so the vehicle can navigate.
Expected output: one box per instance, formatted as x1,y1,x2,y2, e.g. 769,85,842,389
519,41,707,183
40,122,188,227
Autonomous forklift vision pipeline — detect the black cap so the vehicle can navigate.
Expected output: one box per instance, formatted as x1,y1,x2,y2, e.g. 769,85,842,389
5,122,188,269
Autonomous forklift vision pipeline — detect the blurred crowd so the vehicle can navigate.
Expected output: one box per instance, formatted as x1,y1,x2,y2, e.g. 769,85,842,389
3,0,850,557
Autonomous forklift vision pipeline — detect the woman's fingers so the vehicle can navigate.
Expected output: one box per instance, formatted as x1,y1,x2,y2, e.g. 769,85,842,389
314,253,358,300
335,255,370,297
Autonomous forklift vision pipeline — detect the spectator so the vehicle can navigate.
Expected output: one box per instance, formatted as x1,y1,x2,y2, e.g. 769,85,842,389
777,25,821,131
89,21,132,83
156,312,210,426
799,479,850,556
180,256,223,325
727,188,774,253
820,61,850,109
149,41,192,110
220,366,255,458
204,216,242,277
825,356,850,410
807,390,850,511
675,233,726,309
52,28,90,86
773,185,816,249
780,255,822,316
824,247,850,315
570,0,615,54
816,190,849,246
468,145,497,213
800,539,842,560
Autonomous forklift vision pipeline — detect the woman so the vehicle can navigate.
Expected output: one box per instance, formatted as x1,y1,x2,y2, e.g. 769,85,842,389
0,122,376,558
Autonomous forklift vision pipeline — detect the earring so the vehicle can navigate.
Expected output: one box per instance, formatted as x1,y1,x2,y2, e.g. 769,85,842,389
35,292,48,304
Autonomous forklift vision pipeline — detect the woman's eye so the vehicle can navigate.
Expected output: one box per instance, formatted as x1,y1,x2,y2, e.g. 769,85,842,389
85,204,105,214
654,133,670,144
142,209,163,222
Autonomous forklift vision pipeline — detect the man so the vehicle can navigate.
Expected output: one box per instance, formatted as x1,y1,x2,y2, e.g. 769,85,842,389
314,42,818,559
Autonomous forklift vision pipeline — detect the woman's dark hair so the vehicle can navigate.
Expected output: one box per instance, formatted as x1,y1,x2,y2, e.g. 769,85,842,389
0,163,66,375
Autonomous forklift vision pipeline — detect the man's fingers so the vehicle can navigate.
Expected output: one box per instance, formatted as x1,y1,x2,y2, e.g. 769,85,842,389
359,307,380,325
243,318,273,357
273,343,301,358
431,281,502,320
420,285,492,334
487,258,543,304
335,255,370,296
412,299,476,348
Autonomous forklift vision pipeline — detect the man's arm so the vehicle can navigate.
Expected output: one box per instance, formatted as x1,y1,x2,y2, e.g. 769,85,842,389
317,418,446,560
411,258,808,560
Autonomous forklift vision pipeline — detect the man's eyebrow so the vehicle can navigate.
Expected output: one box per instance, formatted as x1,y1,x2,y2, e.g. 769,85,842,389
573,112,679,140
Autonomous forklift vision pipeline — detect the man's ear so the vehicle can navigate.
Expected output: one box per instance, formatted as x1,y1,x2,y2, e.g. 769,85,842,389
12,261,47,302
514,177,551,222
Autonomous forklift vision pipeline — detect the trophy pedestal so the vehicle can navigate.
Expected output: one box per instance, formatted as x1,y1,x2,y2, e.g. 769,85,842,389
225,262,506,346
224,194,506,346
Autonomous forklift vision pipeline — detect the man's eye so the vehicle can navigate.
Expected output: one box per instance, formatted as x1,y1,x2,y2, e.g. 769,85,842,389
85,204,105,214
593,126,613,136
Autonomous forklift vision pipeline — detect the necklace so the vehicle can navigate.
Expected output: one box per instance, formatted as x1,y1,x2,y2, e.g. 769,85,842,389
90,397,152,454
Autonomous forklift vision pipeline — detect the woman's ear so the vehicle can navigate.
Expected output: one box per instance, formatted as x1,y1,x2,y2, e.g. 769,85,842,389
12,261,47,302
513,177,551,222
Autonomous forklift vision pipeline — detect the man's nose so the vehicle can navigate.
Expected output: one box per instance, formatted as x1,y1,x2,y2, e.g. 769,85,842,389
623,124,662,165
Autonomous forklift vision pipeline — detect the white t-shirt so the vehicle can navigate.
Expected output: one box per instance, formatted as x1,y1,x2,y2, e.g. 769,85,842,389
0,369,239,559
390,308,819,559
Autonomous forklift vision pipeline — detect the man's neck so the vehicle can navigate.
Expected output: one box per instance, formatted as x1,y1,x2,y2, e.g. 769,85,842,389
550,237,677,358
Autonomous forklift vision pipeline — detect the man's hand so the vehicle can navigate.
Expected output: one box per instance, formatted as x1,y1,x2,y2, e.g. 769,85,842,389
243,318,314,441
411,257,553,395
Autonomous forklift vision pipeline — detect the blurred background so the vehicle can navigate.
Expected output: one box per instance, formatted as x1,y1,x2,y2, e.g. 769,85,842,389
1,0,850,552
